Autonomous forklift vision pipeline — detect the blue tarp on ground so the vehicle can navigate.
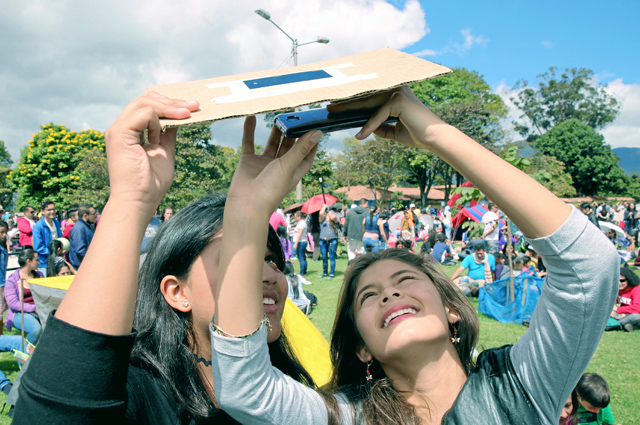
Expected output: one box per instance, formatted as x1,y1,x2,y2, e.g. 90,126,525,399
478,274,544,324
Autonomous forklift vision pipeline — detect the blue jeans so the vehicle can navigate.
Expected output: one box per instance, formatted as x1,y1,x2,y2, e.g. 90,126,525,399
319,238,337,275
0,335,28,390
13,312,42,345
296,241,308,276
363,237,380,253
444,222,452,240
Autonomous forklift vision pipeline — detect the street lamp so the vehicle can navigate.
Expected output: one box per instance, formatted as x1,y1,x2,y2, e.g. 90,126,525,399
255,9,330,202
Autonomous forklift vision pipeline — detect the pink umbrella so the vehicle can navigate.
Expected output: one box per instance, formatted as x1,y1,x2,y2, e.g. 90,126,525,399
301,194,337,214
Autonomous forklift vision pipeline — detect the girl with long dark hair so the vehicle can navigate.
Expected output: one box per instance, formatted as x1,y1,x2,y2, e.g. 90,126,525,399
211,86,618,424
13,93,314,424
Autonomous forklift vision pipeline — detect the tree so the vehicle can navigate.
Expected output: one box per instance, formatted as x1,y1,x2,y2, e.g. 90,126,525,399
525,155,576,198
512,67,620,141
0,140,13,208
534,119,627,196
162,123,239,209
9,124,106,209
406,68,508,203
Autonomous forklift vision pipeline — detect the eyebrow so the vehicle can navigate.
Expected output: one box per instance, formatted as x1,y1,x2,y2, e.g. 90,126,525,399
355,269,418,301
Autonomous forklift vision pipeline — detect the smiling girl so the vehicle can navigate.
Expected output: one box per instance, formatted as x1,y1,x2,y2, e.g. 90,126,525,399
211,86,619,425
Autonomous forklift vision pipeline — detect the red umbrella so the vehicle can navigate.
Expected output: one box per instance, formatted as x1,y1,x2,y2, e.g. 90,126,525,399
301,194,337,214
283,202,304,214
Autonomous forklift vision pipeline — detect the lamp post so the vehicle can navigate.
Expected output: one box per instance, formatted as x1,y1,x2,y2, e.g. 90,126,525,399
255,8,329,202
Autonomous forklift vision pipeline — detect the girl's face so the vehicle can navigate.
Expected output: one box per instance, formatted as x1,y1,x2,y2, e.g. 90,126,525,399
27,256,39,272
180,237,288,345
619,275,629,291
163,208,174,221
0,227,6,243
352,259,457,364
558,395,573,425
58,265,71,276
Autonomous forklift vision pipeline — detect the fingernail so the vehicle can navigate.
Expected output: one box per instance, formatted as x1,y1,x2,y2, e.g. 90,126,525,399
310,130,322,143
186,100,198,105
355,130,363,139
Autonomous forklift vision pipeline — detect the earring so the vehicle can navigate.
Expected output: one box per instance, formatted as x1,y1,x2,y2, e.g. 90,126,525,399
365,360,373,381
451,327,460,344
182,300,190,308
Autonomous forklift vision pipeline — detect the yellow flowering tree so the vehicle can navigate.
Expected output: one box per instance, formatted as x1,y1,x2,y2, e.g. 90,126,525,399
9,123,106,209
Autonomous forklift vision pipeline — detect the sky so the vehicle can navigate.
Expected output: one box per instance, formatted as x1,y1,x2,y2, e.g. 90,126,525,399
1,0,639,163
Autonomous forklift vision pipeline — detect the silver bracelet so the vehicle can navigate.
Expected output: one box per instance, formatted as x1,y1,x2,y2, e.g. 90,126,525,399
211,314,272,339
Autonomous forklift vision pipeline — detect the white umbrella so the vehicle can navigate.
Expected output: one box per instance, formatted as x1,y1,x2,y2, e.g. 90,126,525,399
599,221,625,237
387,211,404,232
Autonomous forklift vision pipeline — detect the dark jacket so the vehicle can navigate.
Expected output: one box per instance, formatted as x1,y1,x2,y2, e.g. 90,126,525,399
32,217,62,268
70,219,94,268
343,206,368,241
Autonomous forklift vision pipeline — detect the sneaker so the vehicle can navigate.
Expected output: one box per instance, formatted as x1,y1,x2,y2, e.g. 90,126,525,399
328,274,334,279
623,323,634,332
320,274,328,278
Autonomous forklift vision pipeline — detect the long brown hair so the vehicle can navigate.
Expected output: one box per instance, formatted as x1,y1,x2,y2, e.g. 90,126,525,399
323,249,479,424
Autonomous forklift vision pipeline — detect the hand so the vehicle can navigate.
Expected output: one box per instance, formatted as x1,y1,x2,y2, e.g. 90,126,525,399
326,85,446,150
226,116,320,216
104,92,199,212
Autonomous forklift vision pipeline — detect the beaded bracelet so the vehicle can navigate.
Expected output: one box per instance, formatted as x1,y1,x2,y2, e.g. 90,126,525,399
210,314,272,339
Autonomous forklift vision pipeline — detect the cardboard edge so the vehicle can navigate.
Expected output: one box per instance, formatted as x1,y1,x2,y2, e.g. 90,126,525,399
158,70,452,130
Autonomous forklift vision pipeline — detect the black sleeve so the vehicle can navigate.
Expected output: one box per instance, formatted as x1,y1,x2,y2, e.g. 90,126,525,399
13,313,136,425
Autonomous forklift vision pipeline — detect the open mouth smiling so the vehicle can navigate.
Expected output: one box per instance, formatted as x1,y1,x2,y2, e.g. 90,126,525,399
381,305,419,329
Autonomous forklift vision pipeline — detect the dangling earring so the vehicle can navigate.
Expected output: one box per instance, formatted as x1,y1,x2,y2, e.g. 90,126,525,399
451,326,460,344
182,300,190,308
365,360,373,381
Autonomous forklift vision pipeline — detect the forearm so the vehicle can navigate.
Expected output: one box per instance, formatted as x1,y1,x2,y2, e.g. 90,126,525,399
427,125,570,239
215,205,269,335
450,267,464,281
56,199,152,335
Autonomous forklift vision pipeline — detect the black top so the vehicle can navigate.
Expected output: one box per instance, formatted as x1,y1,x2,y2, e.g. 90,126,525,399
13,314,238,425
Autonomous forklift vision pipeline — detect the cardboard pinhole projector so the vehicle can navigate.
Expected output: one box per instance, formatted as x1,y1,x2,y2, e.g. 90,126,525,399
149,48,451,130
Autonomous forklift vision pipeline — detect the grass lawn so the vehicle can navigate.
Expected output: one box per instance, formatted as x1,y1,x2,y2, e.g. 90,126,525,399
303,242,640,425
0,242,636,424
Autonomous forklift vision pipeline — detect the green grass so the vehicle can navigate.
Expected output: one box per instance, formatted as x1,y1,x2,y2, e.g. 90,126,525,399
0,244,636,424
303,242,640,425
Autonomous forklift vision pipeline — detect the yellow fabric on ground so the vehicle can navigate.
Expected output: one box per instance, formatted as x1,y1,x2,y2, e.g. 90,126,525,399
28,275,74,290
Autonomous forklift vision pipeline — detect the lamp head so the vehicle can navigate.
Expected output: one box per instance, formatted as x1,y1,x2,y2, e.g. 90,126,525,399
317,37,330,44
255,9,271,20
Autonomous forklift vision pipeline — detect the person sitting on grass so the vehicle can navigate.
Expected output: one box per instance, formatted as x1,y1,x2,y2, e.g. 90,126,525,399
558,389,579,425
283,261,315,315
575,373,615,425
611,267,640,332
430,233,456,265
450,243,495,296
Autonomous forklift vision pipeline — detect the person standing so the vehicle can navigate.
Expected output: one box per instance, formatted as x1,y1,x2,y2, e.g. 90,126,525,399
581,202,601,230
69,204,97,270
292,211,309,276
482,203,500,253
32,200,62,276
318,203,341,279
62,206,79,239
343,198,368,261
17,206,37,249
268,209,286,231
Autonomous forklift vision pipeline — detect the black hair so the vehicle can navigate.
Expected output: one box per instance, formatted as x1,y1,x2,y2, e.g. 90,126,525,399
620,267,639,288
22,205,35,213
523,255,531,264
473,244,485,252
53,261,70,276
77,204,93,220
437,233,446,242
283,261,299,298
47,239,63,277
576,373,610,408
131,193,312,421
513,257,524,267
18,248,37,268
580,202,591,210
160,206,175,222
41,199,55,211
395,239,411,250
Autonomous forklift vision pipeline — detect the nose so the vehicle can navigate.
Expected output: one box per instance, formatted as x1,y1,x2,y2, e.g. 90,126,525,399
380,286,401,304
262,260,279,287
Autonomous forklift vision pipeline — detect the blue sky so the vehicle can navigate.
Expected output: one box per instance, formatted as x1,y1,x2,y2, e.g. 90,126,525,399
410,0,639,87
1,0,638,162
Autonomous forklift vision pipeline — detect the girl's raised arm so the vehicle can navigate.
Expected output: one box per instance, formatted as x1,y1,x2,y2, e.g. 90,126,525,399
56,93,199,335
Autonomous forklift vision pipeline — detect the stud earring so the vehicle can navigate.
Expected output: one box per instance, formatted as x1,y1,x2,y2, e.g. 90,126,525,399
366,360,373,381
182,300,190,308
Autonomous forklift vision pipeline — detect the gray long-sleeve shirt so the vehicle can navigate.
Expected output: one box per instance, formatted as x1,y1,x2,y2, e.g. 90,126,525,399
211,206,618,425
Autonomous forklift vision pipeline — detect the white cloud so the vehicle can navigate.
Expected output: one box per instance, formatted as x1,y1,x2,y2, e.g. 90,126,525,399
602,79,640,148
0,0,427,161
454,28,488,55
541,41,553,49
412,48,437,57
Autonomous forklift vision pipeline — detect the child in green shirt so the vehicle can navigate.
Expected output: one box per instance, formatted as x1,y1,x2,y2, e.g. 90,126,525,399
576,373,616,425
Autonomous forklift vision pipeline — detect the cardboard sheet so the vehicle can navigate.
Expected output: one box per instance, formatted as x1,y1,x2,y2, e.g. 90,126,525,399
148,48,451,129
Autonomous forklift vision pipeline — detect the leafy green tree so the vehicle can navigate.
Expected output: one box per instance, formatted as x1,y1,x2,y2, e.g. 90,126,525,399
512,67,620,141
534,119,627,196
407,68,508,203
162,123,239,209
9,124,106,209
525,155,577,198
0,140,13,207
